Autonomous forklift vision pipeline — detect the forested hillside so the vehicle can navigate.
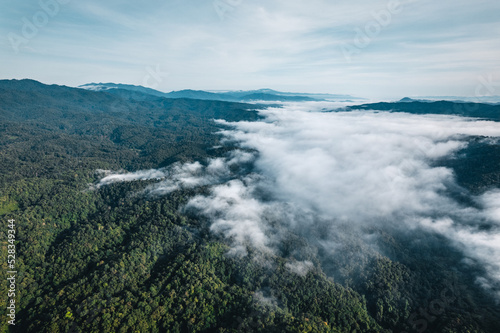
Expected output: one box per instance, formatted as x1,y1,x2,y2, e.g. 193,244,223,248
0,80,499,332
349,100,500,121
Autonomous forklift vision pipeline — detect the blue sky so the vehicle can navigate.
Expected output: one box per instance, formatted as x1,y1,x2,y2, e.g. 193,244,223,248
1,0,499,98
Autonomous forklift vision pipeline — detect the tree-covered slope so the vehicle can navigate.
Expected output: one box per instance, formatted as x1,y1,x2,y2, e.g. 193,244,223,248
1,80,499,332
0,80,379,332
349,100,500,121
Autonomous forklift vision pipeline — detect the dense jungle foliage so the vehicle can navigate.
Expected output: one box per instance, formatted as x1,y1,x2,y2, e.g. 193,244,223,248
0,80,499,332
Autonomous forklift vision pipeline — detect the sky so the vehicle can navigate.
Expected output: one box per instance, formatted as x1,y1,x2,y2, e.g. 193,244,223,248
1,0,499,99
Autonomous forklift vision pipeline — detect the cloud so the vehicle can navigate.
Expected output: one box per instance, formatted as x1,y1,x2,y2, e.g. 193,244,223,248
214,103,500,284
2,0,500,97
97,168,169,186
95,102,500,286
186,175,273,256
285,260,314,277
479,190,500,225
218,104,500,222
94,150,255,194
253,290,280,308
420,212,500,296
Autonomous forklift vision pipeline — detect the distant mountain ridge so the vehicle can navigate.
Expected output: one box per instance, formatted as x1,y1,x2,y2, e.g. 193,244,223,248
78,83,362,102
79,83,167,98
349,100,500,121
0,79,262,127
412,95,500,104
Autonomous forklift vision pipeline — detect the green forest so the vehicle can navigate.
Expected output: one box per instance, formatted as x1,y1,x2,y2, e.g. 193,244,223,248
1,80,499,332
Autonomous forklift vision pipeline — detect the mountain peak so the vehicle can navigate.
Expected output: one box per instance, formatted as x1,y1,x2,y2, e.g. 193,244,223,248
399,97,415,102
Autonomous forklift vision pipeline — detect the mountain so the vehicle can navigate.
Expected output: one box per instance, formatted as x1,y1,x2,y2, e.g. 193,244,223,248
0,79,262,169
164,89,229,100
79,82,168,98
349,100,500,121
399,97,415,102
398,97,434,103
2,79,499,333
78,83,363,102
412,95,500,104
237,93,318,102
0,79,381,332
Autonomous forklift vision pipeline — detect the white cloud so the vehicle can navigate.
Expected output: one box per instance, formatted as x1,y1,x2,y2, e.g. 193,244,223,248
186,175,273,256
2,0,500,97
95,102,500,284
479,190,500,225
97,168,169,186
95,150,256,195
219,104,500,222
215,104,500,283
285,260,314,277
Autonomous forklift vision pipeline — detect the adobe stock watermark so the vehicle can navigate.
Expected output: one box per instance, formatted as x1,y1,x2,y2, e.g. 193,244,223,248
142,64,168,90
340,0,403,63
453,73,500,114
351,280,463,333
7,0,71,54
6,219,17,326
109,64,168,110
66,295,112,333
475,73,500,98
213,0,243,21
405,283,459,333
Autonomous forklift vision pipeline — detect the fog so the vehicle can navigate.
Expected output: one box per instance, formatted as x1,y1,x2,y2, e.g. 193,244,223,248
96,150,255,194
96,102,500,293
217,103,500,286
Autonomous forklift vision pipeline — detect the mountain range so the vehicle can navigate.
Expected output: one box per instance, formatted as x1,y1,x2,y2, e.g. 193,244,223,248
78,83,363,102
1,79,500,332
349,99,500,121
